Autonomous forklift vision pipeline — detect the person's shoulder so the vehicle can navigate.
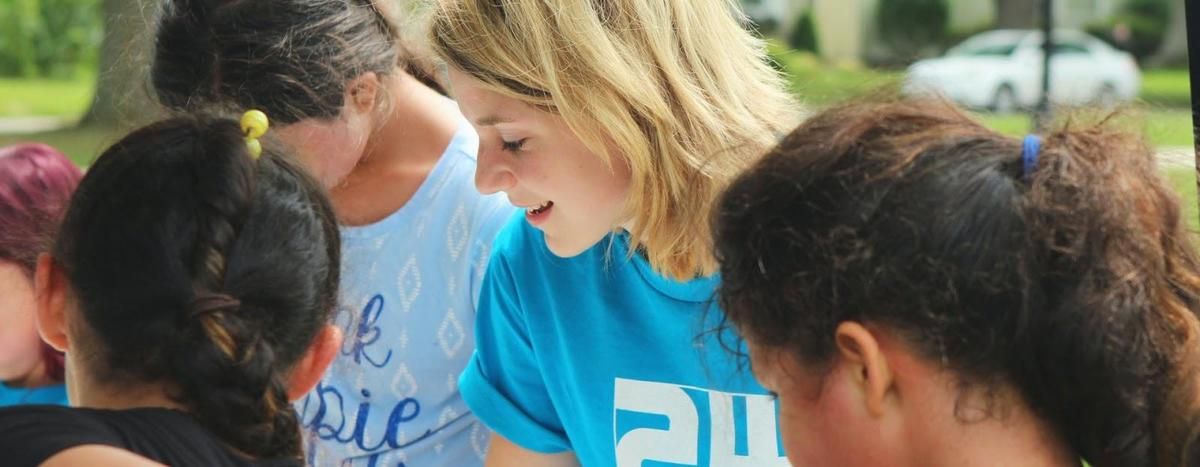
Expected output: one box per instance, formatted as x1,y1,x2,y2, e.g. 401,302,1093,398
0,405,123,467
0,404,98,425
0,405,121,441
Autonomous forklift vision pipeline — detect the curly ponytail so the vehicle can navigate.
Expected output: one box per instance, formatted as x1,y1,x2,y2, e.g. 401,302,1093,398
714,97,1200,467
52,114,339,460
1005,125,1200,466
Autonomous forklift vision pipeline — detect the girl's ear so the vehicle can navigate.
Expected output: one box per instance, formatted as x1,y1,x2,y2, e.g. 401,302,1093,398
833,321,894,417
286,324,343,400
34,254,71,352
347,72,381,115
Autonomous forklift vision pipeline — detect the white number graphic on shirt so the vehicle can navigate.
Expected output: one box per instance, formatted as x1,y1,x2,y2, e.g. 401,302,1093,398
613,378,790,466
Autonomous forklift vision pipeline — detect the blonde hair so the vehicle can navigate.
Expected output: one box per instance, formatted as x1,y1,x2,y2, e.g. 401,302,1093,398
428,0,801,280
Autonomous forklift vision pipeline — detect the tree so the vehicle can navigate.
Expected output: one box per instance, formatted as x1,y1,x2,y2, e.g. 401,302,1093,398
81,0,161,128
995,0,1038,29
877,0,948,60
1149,0,1187,66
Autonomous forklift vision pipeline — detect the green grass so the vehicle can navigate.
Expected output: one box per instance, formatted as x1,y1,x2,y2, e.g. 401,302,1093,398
0,74,94,119
0,125,119,166
1165,166,1200,233
978,109,1194,148
772,47,904,107
1141,68,1191,109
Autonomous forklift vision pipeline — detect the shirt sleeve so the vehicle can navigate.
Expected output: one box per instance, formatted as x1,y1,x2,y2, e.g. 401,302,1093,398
458,239,572,454
0,405,122,467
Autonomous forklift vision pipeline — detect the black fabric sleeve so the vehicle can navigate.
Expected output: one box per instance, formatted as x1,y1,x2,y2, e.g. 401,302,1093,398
0,405,123,467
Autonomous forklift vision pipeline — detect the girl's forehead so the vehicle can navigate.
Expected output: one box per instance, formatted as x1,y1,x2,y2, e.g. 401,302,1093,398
448,70,540,122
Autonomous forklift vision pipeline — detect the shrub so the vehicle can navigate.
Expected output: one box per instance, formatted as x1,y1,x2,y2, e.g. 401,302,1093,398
876,0,949,61
788,9,819,54
1084,0,1169,62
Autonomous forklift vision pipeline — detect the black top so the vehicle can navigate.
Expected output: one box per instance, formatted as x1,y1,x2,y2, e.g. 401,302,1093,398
0,405,300,467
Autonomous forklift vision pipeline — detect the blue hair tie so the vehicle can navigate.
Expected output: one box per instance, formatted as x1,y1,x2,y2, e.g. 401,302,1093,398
1022,134,1042,182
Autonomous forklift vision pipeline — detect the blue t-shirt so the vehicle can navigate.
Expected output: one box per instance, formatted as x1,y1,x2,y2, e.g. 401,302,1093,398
0,382,68,407
461,215,791,466
296,118,516,467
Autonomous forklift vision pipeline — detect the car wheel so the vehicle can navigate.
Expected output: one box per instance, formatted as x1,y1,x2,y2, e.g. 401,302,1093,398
1094,83,1118,108
991,84,1018,114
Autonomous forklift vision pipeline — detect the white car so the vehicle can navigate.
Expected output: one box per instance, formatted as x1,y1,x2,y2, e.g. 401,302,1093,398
905,29,1141,112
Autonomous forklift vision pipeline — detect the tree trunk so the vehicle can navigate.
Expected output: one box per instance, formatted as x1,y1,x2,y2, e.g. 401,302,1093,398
995,0,1039,29
80,0,161,129
1150,0,1188,67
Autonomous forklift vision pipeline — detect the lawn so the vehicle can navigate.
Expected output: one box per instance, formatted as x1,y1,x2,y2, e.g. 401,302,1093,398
0,125,119,166
978,109,1194,148
1166,166,1200,233
1141,68,1192,109
0,74,95,120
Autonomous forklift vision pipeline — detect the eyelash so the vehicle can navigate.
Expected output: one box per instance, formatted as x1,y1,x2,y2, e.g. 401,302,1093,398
501,138,527,153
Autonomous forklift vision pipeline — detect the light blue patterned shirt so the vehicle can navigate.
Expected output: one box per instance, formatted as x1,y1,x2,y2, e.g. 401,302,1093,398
297,118,515,467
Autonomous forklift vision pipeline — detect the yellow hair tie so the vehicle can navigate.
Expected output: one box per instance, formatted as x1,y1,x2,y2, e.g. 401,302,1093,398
240,109,269,159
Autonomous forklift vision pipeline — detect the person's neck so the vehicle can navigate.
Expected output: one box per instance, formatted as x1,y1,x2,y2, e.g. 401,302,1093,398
70,370,186,412
356,72,458,173
914,395,1079,467
4,361,54,389
331,72,460,225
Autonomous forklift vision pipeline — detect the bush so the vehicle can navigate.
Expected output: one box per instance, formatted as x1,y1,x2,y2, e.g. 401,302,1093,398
876,0,948,62
0,0,101,78
788,9,819,54
1084,0,1169,62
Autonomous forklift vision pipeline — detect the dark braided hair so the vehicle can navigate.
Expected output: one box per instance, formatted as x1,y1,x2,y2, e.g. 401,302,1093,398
714,97,1200,467
152,0,443,125
52,114,340,459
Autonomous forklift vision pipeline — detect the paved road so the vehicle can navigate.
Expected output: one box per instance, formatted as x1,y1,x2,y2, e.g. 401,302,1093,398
1160,147,1196,168
0,116,75,134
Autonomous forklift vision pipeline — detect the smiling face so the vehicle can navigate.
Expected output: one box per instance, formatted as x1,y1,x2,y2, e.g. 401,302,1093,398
448,69,632,257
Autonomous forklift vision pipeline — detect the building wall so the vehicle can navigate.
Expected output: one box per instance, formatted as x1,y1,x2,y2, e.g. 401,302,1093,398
948,0,995,30
814,0,869,63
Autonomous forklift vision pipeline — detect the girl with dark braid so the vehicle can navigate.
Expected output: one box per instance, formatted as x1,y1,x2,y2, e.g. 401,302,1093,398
0,112,342,466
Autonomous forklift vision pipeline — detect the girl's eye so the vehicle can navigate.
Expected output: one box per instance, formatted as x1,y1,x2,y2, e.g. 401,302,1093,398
501,138,527,153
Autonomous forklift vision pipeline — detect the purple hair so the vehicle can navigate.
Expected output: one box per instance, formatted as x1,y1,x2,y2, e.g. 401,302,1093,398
0,143,82,383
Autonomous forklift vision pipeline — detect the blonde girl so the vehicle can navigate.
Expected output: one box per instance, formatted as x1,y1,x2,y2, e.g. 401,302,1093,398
428,0,800,465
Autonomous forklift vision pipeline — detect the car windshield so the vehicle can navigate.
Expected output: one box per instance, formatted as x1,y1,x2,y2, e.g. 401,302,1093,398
949,42,1019,57
946,31,1029,57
